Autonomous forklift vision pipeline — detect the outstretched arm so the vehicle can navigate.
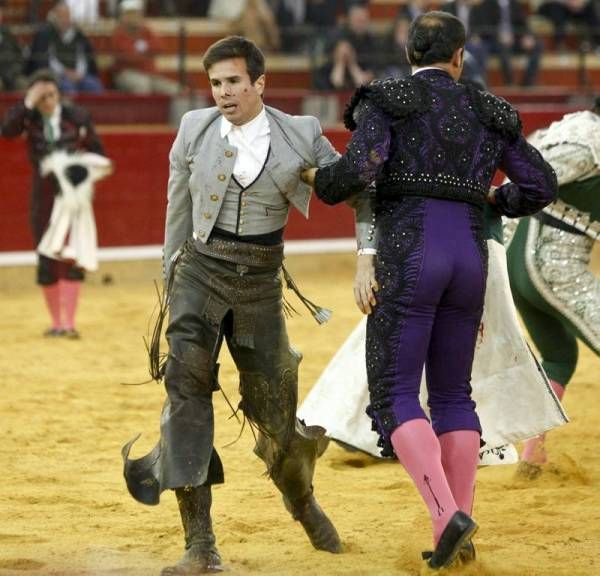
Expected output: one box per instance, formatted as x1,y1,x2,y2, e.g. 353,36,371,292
304,98,392,205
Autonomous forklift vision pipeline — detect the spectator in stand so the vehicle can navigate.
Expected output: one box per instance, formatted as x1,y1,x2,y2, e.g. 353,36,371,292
456,0,543,87
377,13,412,79
537,0,600,50
269,0,340,53
315,3,378,90
27,0,103,94
111,0,182,95
209,0,281,52
0,0,27,91
395,0,429,20
443,0,543,86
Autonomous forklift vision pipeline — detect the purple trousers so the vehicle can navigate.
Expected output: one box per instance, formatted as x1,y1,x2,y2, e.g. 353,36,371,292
366,197,485,456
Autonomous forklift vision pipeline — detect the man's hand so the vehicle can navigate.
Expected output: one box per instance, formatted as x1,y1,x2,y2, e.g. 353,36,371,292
300,167,317,186
354,253,378,314
24,82,49,109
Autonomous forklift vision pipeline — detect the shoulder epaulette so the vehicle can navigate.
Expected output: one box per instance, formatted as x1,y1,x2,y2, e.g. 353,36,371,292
343,77,432,131
466,85,522,141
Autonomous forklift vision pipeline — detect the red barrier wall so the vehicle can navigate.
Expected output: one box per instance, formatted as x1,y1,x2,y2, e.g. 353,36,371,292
0,107,577,253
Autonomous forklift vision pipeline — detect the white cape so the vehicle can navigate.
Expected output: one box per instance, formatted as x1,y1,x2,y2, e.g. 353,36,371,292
298,241,568,466
37,150,113,272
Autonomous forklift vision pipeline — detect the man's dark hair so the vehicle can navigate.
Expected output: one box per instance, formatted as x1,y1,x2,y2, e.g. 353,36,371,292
28,69,60,90
406,11,466,67
202,36,265,83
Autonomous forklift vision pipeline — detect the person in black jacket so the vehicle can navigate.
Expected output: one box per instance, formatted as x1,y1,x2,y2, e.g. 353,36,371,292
0,1,27,91
27,0,103,93
444,0,543,86
1,70,105,337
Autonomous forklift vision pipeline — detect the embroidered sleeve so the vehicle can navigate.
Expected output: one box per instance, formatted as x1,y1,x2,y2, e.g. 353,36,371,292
494,135,558,217
314,99,392,205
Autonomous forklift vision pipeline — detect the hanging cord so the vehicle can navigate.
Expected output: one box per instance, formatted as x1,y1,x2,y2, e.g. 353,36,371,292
281,264,332,324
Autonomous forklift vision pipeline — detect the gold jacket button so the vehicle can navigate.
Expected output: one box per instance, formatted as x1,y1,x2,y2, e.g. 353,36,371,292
203,212,212,219
197,231,206,238
225,150,234,157
218,174,226,181
210,194,219,201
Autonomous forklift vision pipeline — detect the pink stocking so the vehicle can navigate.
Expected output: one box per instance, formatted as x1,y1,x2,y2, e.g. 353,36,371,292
439,430,480,515
59,279,81,331
391,419,459,545
521,380,565,464
42,284,62,329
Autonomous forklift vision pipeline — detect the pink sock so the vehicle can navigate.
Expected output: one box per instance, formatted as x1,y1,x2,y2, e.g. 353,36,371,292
521,379,565,464
59,279,81,331
391,419,459,545
439,430,480,515
42,284,62,329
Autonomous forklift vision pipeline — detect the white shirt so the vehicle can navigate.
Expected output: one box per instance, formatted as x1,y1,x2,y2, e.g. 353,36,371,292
220,107,270,188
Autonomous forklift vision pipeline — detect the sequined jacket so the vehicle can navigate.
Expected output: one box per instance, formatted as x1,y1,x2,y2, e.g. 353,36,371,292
314,69,557,227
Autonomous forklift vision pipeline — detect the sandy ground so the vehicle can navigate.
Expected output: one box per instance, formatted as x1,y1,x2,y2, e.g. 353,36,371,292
0,251,599,576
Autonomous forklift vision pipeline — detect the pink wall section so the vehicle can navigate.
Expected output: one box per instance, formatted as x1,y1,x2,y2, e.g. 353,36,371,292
0,108,576,253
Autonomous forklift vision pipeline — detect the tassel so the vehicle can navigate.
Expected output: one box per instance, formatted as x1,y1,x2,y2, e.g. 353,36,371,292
144,253,179,383
281,264,332,325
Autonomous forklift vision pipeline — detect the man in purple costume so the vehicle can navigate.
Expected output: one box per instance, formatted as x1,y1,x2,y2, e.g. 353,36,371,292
301,11,557,571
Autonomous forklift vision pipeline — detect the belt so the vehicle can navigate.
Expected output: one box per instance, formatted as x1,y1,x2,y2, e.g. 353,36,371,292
193,236,284,268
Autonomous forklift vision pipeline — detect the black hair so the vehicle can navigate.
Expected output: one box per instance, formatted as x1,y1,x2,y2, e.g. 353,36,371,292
202,36,265,83
406,11,466,67
27,69,60,90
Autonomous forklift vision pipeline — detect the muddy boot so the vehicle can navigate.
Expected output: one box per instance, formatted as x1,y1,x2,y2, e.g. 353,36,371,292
161,486,223,575
286,490,343,553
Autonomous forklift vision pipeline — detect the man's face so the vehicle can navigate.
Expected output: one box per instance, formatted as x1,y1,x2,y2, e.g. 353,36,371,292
36,81,60,116
207,57,265,126
348,6,370,34
53,3,72,33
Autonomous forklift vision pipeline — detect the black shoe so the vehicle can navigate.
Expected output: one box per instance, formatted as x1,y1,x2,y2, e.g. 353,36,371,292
422,539,476,566
63,329,81,339
290,493,343,553
458,539,476,564
427,511,478,570
43,328,64,337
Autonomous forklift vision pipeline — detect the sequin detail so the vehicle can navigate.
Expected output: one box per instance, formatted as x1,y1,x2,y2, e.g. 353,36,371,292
365,197,426,457
525,218,600,352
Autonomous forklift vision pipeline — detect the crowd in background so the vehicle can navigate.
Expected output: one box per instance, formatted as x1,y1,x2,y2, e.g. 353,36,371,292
1,0,600,95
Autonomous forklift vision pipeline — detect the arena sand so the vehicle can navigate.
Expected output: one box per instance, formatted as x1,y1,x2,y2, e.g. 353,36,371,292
0,250,598,576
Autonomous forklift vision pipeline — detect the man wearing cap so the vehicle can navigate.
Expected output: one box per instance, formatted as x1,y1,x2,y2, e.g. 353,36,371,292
111,0,182,95
122,35,375,575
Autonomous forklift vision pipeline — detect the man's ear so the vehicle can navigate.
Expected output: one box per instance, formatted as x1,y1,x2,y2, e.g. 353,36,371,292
254,74,266,96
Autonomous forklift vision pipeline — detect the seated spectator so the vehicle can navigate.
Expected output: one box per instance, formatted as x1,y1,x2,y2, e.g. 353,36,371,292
377,14,412,79
27,0,103,94
315,3,378,90
446,0,542,87
538,0,600,49
271,0,340,54
0,0,27,91
395,0,429,20
209,0,280,52
111,0,182,95
476,0,542,86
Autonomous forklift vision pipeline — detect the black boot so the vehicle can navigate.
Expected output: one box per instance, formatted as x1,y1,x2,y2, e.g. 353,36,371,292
286,490,343,553
161,486,223,575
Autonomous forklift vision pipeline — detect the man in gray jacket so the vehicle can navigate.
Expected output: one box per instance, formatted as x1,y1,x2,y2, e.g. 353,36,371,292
122,36,375,575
